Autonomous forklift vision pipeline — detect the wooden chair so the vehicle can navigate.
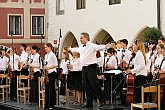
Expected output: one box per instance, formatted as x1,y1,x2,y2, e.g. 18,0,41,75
131,85,161,110
0,74,10,101
38,77,45,108
17,75,30,104
38,77,59,108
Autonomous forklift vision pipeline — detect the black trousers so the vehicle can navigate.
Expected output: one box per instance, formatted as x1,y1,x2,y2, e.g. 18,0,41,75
0,70,6,85
10,71,20,100
30,71,40,103
134,75,148,103
45,71,57,108
21,68,29,87
82,64,104,105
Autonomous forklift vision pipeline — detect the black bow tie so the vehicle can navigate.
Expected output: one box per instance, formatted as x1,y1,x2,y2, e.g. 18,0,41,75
83,44,86,47
1,56,3,59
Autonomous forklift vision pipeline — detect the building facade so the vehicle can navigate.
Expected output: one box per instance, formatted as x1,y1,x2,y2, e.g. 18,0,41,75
48,0,165,53
0,0,48,56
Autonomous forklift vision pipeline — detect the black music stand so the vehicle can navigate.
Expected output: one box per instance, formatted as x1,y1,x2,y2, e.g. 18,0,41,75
101,70,124,110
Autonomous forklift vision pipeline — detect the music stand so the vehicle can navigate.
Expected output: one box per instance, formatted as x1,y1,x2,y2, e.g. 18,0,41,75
101,70,124,110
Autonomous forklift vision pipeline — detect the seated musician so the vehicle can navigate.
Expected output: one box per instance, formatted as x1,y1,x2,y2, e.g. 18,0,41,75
104,48,117,103
127,39,148,104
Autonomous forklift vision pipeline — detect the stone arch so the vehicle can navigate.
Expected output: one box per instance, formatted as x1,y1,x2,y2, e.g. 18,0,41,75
131,26,149,45
92,28,114,44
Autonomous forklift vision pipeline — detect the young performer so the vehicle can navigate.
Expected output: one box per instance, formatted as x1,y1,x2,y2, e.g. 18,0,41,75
0,48,9,85
44,43,58,109
67,52,82,104
60,52,70,104
29,45,41,104
9,47,21,101
68,32,112,108
104,48,117,103
127,39,148,103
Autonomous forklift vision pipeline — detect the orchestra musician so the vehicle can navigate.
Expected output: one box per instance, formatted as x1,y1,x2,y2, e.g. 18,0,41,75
158,47,165,109
127,39,148,104
104,48,117,104
29,45,41,104
44,43,58,109
19,44,29,87
67,52,82,105
9,46,21,101
68,32,112,108
0,48,9,85
60,52,70,104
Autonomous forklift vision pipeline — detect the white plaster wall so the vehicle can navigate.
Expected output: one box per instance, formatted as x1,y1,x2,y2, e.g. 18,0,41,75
161,0,165,36
48,0,158,47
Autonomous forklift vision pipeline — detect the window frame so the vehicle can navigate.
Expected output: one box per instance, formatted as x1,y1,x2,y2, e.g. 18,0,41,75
76,0,86,10
31,15,45,36
8,14,23,36
109,0,121,5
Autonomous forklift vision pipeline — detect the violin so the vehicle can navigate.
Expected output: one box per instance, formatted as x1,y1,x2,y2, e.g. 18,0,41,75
29,66,34,80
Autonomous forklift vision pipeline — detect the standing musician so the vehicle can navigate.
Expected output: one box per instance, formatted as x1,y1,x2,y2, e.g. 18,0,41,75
19,44,29,87
9,47,21,101
116,39,131,104
158,47,165,109
68,32,112,108
60,52,70,104
104,48,117,104
67,52,82,105
0,48,9,85
29,45,41,104
44,43,58,109
127,39,148,104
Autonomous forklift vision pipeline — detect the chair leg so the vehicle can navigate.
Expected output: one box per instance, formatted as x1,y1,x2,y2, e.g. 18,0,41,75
24,90,26,104
2,88,4,101
131,103,133,110
39,93,41,107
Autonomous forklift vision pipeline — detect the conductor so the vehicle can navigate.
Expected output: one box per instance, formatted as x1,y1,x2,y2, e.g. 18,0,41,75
68,32,111,108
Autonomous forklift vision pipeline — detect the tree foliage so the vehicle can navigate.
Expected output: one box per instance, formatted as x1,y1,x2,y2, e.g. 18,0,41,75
143,27,162,43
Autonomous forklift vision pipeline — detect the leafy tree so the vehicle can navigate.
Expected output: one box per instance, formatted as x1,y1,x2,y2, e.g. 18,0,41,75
143,27,162,43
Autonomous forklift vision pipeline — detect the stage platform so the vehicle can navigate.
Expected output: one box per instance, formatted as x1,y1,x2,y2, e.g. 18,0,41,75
0,99,130,110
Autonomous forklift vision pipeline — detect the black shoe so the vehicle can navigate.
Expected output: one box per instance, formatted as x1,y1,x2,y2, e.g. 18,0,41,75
82,104,93,108
99,101,106,107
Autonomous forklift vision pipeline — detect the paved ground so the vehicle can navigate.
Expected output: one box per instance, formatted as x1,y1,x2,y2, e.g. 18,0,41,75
0,95,131,110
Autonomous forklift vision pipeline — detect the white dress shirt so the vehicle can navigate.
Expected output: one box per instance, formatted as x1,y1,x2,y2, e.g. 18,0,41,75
70,42,106,67
116,49,132,64
20,50,28,64
106,55,117,69
160,59,165,71
9,54,20,71
154,54,164,69
146,50,156,72
44,51,57,74
70,58,82,71
31,53,40,72
0,56,9,71
131,50,147,76
60,59,69,74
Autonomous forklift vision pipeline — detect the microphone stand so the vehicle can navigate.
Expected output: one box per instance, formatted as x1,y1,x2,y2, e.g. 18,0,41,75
56,29,62,105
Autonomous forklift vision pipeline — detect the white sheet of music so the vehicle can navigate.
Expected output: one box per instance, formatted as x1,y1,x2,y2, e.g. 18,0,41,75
104,70,122,75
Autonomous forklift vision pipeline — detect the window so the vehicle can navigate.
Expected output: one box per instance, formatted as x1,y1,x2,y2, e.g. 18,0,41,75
9,15,22,35
76,0,86,10
56,0,64,15
109,0,121,5
32,16,44,35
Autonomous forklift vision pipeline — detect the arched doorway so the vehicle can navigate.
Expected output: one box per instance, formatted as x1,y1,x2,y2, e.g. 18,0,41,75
131,26,149,45
93,29,114,44
62,31,78,48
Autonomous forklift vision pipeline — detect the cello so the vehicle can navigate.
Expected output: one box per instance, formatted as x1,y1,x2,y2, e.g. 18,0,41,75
126,52,135,104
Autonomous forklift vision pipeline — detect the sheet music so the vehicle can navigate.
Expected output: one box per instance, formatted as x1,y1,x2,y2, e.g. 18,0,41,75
103,70,122,75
